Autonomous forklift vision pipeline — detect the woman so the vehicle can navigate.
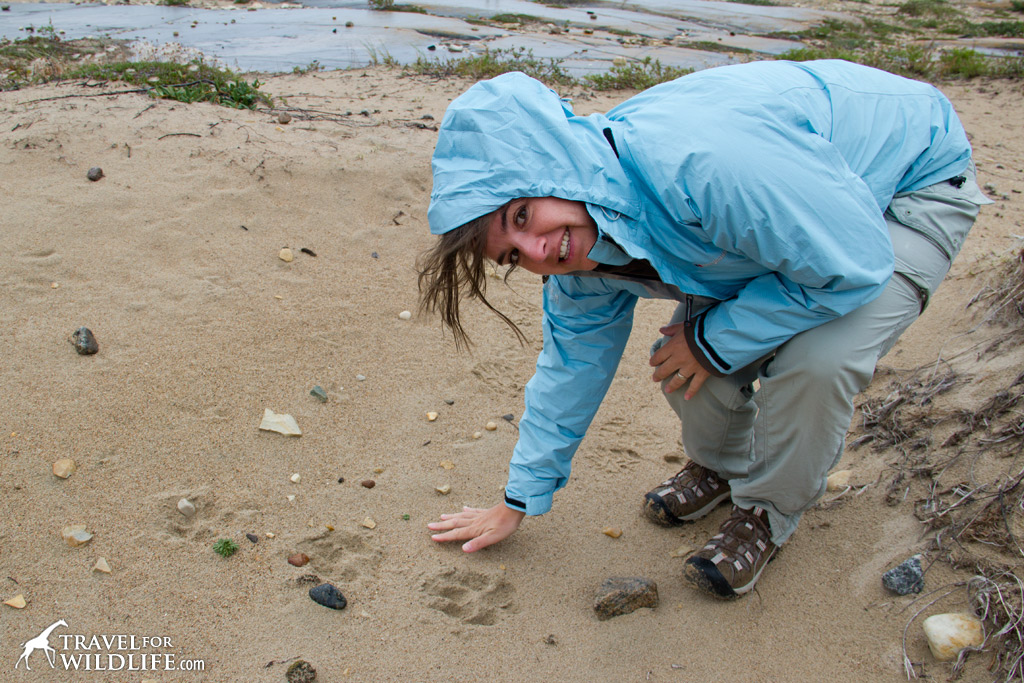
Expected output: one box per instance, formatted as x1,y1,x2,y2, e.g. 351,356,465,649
420,60,989,598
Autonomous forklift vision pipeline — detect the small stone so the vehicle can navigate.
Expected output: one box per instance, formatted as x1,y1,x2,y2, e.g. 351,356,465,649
278,112,292,125
4,594,27,609
361,517,376,529
445,399,455,405
296,573,320,586
245,533,259,544
826,469,853,491
309,583,347,610
472,431,482,439
86,166,104,181
285,659,317,683
435,484,451,495
337,477,345,484
70,327,99,355
922,613,984,661
439,460,454,470
398,310,412,320
279,247,294,262
361,479,375,489
356,374,366,381
663,453,682,464
669,543,693,558
485,421,498,431
177,498,196,518
287,494,296,502
258,408,301,436
290,473,301,484
602,526,623,538
310,385,328,402
266,532,276,538
883,554,924,595
62,524,94,547
426,412,438,422
373,467,384,474
502,413,514,422
93,557,111,573
593,577,659,620
288,552,310,567
345,20,353,27
52,458,76,479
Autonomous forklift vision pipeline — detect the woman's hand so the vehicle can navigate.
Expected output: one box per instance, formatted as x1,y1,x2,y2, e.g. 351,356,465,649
427,504,525,553
650,321,711,399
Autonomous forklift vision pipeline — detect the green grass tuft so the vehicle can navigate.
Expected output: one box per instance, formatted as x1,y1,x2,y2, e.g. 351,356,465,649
213,538,238,558
406,47,575,87
583,57,692,90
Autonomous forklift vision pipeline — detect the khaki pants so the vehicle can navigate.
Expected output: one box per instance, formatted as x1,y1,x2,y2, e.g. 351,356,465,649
654,163,989,544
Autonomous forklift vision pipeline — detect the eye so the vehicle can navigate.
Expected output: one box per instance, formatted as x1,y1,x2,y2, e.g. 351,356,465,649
514,205,527,228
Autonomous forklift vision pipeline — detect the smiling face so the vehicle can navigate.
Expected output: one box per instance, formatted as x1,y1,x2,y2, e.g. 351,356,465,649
484,197,600,275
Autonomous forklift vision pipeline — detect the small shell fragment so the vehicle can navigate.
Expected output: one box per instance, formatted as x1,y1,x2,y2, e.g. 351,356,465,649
53,458,76,479
602,526,623,539
62,524,94,547
398,310,412,320
279,247,294,262
922,613,985,661
259,408,302,436
435,484,451,495
93,557,112,574
426,412,438,422
439,460,455,470
361,517,377,529
4,594,27,609
290,473,301,484
826,469,853,491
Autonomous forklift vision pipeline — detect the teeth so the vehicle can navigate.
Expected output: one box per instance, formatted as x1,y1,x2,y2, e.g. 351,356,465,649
559,231,569,260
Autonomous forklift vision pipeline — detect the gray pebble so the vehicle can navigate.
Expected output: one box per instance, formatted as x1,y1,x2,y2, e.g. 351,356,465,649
245,533,259,544
70,327,99,355
309,583,347,610
285,659,317,683
502,413,514,422
882,554,924,595
593,576,659,620
86,167,104,182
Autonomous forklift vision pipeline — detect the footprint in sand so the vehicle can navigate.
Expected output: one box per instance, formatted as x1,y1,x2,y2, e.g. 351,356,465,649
422,568,515,626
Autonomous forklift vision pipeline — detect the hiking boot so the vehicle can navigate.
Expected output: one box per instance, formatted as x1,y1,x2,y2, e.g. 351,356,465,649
642,461,731,526
683,505,778,599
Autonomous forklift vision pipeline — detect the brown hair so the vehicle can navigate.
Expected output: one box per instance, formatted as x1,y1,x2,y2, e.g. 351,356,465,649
417,206,526,351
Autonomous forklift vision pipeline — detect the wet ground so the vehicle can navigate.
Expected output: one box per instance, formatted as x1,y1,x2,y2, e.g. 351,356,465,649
0,0,850,74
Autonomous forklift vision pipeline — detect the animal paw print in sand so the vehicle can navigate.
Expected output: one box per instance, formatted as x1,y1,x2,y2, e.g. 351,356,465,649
422,568,515,626
151,487,256,544
295,527,383,588
590,416,644,472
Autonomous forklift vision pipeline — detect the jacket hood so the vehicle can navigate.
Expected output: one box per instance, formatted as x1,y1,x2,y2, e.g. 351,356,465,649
427,72,641,235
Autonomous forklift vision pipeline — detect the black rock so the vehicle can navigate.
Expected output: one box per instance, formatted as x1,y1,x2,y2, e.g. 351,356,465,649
245,533,259,544
309,583,347,610
502,413,514,422
70,327,99,355
883,555,924,595
86,167,104,182
593,576,658,620
285,659,317,683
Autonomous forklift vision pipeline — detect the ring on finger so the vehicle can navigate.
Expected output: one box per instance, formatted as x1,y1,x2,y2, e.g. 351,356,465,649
676,370,690,381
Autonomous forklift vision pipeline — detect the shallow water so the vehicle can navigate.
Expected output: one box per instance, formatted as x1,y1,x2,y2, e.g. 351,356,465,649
0,0,836,74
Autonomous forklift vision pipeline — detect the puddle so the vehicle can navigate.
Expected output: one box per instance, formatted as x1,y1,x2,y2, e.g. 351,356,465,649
0,0,856,74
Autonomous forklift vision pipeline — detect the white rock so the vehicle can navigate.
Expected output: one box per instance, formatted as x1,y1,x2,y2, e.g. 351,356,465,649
435,484,451,495
826,469,853,491
361,517,377,529
62,524,93,547
52,458,76,479
356,374,366,381
290,473,301,484
93,557,111,574
398,310,412,320
259,408,302,436
177,498,196,517
287,495,296,502
426,412,438,422
669,543,694,558
485,421,498,431
472,431,482,439
279,247,294,262
923,613,984,661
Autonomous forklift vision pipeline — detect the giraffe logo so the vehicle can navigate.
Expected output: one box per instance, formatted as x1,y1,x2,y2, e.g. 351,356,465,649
14,619,68,670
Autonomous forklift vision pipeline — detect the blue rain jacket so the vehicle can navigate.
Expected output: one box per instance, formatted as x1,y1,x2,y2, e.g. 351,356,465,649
428,60,972,515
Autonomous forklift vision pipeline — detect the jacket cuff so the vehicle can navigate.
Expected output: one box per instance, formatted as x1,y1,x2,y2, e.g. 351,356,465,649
504,488,552,516
683,311,728,377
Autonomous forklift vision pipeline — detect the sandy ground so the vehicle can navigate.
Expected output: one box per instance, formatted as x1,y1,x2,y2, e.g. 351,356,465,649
1,67,1023,682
